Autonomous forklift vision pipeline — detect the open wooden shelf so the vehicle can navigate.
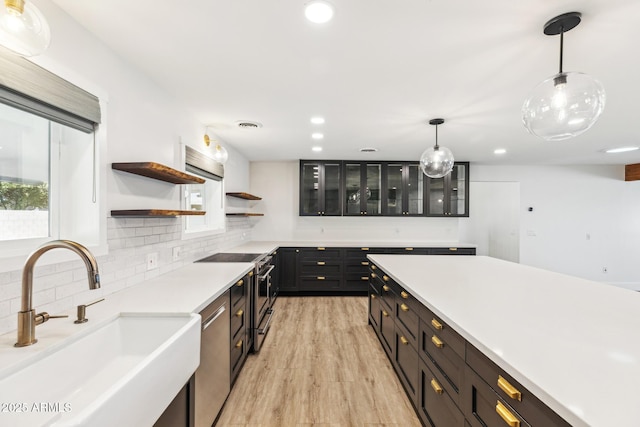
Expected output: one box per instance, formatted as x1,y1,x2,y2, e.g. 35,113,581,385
226,213,264,217
112,162,205,184
111,209,206,217
226,192,262,200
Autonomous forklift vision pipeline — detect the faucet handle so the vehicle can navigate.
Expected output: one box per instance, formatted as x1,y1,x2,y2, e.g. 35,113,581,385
34,312,69,325
74,298,104,324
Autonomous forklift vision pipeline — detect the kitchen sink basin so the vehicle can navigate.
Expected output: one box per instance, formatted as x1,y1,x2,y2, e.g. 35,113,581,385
0,312,200,427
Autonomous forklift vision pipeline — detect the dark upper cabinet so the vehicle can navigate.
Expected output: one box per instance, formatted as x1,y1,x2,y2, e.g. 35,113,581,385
383,162,425,216
343,162,382,216
426,162,469,217
300,160,469,217
299,161,343,216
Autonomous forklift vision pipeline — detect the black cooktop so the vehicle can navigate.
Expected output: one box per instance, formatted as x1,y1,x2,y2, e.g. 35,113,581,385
195,253,264,263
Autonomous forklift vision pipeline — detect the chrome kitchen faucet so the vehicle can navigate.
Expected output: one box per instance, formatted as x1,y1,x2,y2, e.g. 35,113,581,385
15,240,101,347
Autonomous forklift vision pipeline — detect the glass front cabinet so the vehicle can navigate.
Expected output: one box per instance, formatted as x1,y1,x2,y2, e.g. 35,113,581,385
300,160,468,217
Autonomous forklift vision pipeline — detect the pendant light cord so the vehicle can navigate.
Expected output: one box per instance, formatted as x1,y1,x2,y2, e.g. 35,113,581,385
559,29,564,74
434,124,440,150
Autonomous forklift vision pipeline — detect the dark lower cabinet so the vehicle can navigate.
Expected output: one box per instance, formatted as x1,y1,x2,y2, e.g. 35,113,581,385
277,248,299,293
395,321,419,406
419,357,465,427
154,375,195,427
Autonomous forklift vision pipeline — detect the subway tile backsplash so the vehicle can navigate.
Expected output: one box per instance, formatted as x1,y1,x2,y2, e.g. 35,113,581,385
0,216,252,336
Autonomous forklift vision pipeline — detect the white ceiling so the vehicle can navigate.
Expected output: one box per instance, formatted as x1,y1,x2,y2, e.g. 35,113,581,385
50,0,640,165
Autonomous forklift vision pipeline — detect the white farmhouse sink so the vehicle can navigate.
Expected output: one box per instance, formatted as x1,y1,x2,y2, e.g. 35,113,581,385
0,312,200,427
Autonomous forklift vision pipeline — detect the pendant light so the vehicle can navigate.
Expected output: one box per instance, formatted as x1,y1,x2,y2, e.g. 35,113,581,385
203,133,228,164
0,0,51,57
420,118,454,178
522,12,605,141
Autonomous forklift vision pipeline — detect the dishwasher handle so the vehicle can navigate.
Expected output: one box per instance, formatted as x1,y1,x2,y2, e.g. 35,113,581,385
258,265,275,281
202,305,226,331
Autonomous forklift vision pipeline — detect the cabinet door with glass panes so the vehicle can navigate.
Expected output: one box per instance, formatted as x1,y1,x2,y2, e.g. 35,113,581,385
383,162,425,216
425,162,469,217
343,162,382,216
299,161,343,216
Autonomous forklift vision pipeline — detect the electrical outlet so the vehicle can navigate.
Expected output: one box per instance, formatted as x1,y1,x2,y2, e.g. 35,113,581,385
172,246,182,262
147,252,158,270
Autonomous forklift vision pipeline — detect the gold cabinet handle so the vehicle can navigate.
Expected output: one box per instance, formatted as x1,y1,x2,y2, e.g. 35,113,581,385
361,276,368,280
248,271,254,277
498,375,522,401
430,378,443,395
382,285,390,292
431,335,444,349
317,276,325,280
400,303,409,312
235,309,243,317
400,336,409,345
371,272,377,279
317,261,326,265
371,264,377,270
235,340,243,349
382,275,389,282
431,318,443,330
400,291,409,299
449,247,458,251
361,247,369,251
405,247,414,251
361,261,370,265
496,401,520,427
382,310,389,317
371,294,377,299
236,279,244,287
317,247,325,250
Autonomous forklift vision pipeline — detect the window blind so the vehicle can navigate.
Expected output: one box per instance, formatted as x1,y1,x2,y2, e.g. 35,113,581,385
0,46,101,133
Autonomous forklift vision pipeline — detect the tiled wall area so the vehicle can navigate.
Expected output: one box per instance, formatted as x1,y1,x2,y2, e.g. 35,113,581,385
0,216,251,336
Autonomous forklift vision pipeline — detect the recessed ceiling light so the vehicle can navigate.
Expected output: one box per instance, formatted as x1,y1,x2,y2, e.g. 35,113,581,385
494,148,507,155
310,117,325,124
312,133,324,140
305,1,334,24
312,146,323,152
604,146,639,154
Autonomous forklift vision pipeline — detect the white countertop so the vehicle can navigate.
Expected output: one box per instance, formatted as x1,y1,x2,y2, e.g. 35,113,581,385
367,254,640,427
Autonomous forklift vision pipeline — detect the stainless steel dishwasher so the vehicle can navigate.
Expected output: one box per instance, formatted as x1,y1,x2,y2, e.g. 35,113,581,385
195,290,230,427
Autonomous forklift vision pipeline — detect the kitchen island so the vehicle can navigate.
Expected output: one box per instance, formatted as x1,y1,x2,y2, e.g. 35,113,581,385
367,254,640,427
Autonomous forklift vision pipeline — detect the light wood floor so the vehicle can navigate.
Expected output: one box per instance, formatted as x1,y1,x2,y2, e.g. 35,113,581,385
215,296,422,427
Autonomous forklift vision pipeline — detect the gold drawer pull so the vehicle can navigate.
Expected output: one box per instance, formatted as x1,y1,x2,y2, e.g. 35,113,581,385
382,310,389,317
431,318,443,330
405,247,414,251
449,247,458,251
400,303,409,312
361,247,369,251
361,276,368,280
317,261,326,265
496,401,520,427
430,378,443,395
382,275,389,282
400,336,409,345
400,291,409,299
382,285,390,292
371,294,377,299
317,247,325,250
431,335,444,349
371,264,377,270
235,309,243,317
371,272,377,278
317,276,325,280
235,340,243,349
248,271,254,277
361,261,370,265
236,279,244,287
498,375,522,401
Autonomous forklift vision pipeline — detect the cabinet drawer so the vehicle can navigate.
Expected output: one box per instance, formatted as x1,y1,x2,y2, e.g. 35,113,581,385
395,321,419,405
419,356,465,427
383,247,429,254
344,276,369,292
230,274,249,310
299,276,342,290
300,247,342,259
230,336,246,380
300,260,342,275
466,344,572,427
344,247,373,258
380,304,395,358
395,296,419,349
230,304,246,342
430,247,476,255
422,306,465,360
465,366,531,427
344,261,370,274
369,285,381,330
378,275,395,311
420,319,465,397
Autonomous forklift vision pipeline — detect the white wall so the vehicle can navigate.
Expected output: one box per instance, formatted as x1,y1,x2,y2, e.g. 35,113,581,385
251,161,640,287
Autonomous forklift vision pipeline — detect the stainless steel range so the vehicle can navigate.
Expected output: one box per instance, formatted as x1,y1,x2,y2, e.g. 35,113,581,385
195,252,276,352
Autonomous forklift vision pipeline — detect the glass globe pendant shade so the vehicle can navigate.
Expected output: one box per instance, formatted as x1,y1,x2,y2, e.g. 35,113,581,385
213,144,228,164
0,0,51,57
522,71,605,141
420,145,454,179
